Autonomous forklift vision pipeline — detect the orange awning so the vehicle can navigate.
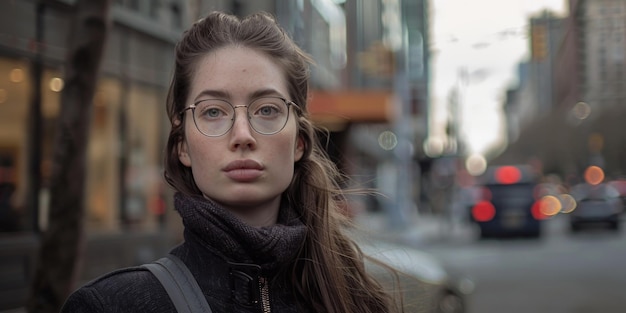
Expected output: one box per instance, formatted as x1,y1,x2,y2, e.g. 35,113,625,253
307,90,395,128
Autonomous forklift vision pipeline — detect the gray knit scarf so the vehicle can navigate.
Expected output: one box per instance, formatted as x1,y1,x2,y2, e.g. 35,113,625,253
174,192,307,271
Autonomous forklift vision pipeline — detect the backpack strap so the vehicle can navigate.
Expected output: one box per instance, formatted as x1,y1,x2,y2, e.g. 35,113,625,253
142,254,213,313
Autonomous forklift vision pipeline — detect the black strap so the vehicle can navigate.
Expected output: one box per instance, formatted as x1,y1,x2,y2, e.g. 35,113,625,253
142,254,213,313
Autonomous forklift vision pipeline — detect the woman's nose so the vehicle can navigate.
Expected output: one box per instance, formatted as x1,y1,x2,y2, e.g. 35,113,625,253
229,107,256,149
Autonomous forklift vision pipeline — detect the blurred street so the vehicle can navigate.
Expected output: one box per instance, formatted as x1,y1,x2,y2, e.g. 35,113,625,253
356,211,626,313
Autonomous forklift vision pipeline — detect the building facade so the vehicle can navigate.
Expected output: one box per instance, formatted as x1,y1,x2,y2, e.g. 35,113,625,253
582,0,626,109
502,0,626,176
0,0,195,235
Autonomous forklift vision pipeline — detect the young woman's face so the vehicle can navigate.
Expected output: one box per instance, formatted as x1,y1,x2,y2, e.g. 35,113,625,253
178,46,304,216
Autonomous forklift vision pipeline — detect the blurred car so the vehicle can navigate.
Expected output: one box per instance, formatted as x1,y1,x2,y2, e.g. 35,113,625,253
469,165,546,238
569,183,622,232
607,179,626,214
357,235,473,313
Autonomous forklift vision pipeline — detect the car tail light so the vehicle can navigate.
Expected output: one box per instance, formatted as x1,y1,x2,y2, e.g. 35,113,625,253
531,200,548,220
495,166,522,184
472,200,496,222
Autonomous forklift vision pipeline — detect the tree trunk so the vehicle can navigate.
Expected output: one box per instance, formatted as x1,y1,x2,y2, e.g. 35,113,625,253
27,0,111,312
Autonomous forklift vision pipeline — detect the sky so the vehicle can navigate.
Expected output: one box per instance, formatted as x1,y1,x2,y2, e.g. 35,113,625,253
430,0,567,156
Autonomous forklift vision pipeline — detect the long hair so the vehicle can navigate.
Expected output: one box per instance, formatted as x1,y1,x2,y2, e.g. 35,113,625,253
163,11,399,313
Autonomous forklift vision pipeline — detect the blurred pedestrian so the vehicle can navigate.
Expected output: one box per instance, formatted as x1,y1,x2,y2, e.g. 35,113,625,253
0,156,19,232
62,11,401,312
0,183,18,232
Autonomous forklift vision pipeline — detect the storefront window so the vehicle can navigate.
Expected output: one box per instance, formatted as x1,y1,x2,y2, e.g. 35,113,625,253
85,78,165,232
0,58,30,232
0,56,166,233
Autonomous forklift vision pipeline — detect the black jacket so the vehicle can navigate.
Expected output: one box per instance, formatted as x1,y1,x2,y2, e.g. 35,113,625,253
61,193,309,313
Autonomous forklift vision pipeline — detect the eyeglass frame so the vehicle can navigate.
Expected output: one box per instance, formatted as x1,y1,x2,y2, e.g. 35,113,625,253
180,96,300,137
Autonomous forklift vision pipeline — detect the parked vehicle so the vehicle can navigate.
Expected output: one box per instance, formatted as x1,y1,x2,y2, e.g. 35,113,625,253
569,183,622,232
607,179,626,214
358,236,472,313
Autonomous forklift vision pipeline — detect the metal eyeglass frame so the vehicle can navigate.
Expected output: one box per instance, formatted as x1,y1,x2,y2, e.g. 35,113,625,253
180,97,299,137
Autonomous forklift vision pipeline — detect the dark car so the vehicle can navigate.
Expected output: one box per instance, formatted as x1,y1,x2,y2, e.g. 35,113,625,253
569,183,622,232
470,165,546,238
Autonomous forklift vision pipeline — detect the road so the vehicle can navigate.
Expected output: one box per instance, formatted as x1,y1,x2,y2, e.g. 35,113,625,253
412,215,626,313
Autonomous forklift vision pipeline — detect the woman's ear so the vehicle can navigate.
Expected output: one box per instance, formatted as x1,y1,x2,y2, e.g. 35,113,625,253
294,135,305,162
178,139,192,167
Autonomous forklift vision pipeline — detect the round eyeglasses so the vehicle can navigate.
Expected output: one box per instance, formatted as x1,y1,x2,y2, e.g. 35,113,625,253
182,97,297,137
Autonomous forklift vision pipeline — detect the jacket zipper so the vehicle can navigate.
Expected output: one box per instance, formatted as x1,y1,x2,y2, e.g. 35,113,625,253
259,276,271,312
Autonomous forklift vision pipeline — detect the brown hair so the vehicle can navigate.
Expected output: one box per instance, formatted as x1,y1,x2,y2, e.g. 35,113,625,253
164,11,399,313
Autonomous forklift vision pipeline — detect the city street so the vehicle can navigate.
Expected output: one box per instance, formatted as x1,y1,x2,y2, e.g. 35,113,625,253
394,214,626,313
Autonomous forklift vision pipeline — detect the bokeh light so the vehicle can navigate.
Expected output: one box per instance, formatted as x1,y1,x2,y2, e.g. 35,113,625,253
494,166,521,184
584,166,604,185
378,130,397,150
572,101,591,120
423,137,444,157
472,201,495,222
559,194,577,213
49,77,64,92
465,154,487,176
539,195,561,217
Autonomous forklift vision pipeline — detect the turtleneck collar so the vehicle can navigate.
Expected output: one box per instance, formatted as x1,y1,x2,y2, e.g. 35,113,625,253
174,192,307,272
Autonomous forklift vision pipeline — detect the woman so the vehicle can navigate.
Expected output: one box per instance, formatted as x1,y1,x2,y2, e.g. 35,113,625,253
62,11,400,312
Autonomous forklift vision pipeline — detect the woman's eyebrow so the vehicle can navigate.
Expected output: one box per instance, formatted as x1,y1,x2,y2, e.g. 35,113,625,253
194,88,286,102
249,88,285,99
193,89,231,102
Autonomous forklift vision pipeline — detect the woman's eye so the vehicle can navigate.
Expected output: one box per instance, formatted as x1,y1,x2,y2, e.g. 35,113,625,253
205,108,222,117
257,106,278,116
196,101,231,119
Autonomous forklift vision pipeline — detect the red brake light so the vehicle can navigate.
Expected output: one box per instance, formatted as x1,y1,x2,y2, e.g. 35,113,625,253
531,200,548,220
495,166,522,184
472,201,496,222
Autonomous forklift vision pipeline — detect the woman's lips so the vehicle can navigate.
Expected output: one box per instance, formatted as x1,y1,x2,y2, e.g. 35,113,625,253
222,159,263,182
